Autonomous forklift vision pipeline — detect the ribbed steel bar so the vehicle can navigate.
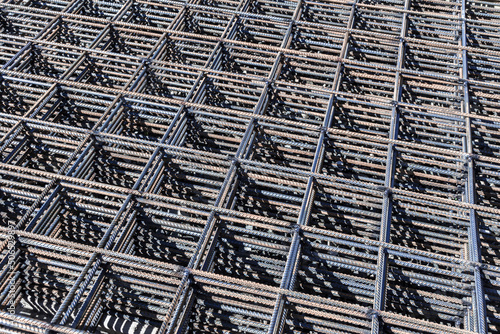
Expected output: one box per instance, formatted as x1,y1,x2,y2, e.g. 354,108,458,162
160,4,300,332
0,0,499,333
267,1,357,333
371,0,410,333
461,0,486,332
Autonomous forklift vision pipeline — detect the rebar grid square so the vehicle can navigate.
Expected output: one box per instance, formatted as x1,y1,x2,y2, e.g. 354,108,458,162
71,136,153,188
322,135,388,184
264,85,330,126
0,0,499,333
145,153,230,205
28,184,126,246
1,122,85,174
248,121,320,170
39,18,106,48
407,12,461,43
31,86,116,130
390,195,469,257
0,77,53,117
94,26,165,58
229,165,306,225
339,65,397,100
117,1,183,27
404,44,461,77
297,229,378,307
247,0,299,19
133,64,199,100
92,261,182,332
66,53,141,88
70,0,130,20
282,297,372,334
393,146,467,199
309,182,384,240
299,1,352,26
9,45,82,79
0,172,51,228
0,7,53,39
209,215,292,286
123,197,211,267
183,276,275,334
384,251,473,327
397,106,465,152
101,98,176,141
353,6,405,36
3,243,92,323
278,54,339,90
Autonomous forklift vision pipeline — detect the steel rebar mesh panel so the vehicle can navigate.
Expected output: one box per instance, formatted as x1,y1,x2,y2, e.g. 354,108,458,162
0,0,500,333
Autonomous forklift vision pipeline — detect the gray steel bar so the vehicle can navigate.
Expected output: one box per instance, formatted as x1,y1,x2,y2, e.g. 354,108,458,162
371,0,411,332
461,0,486,333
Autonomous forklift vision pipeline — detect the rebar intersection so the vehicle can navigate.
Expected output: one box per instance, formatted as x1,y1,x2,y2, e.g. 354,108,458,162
0,0,499,333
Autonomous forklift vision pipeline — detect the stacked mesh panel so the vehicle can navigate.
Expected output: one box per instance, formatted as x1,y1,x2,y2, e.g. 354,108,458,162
0,0,499,333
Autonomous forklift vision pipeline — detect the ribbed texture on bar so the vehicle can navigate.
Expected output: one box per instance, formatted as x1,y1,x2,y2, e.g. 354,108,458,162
0,0,499,333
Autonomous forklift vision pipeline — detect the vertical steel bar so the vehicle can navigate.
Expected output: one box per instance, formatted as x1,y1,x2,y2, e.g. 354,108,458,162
461,1,486,333
371,1,410,333
266,2,358,334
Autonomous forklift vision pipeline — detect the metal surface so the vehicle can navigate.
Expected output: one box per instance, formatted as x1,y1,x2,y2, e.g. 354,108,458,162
0,0,499,333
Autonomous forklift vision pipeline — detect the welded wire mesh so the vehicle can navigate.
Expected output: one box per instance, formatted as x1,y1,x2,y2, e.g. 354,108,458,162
0,0,499,333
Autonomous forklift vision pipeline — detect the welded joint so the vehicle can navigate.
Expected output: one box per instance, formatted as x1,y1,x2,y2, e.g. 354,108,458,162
464,153,478,165
229,156,240,167
180,268,191,279
366,309,380,320
458,78,469,88
376,186,392,199
263,78,275,86
466,153,478,161
469,261,484,271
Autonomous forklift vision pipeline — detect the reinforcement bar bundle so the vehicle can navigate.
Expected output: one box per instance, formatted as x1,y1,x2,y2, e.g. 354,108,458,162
0,0,499,333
